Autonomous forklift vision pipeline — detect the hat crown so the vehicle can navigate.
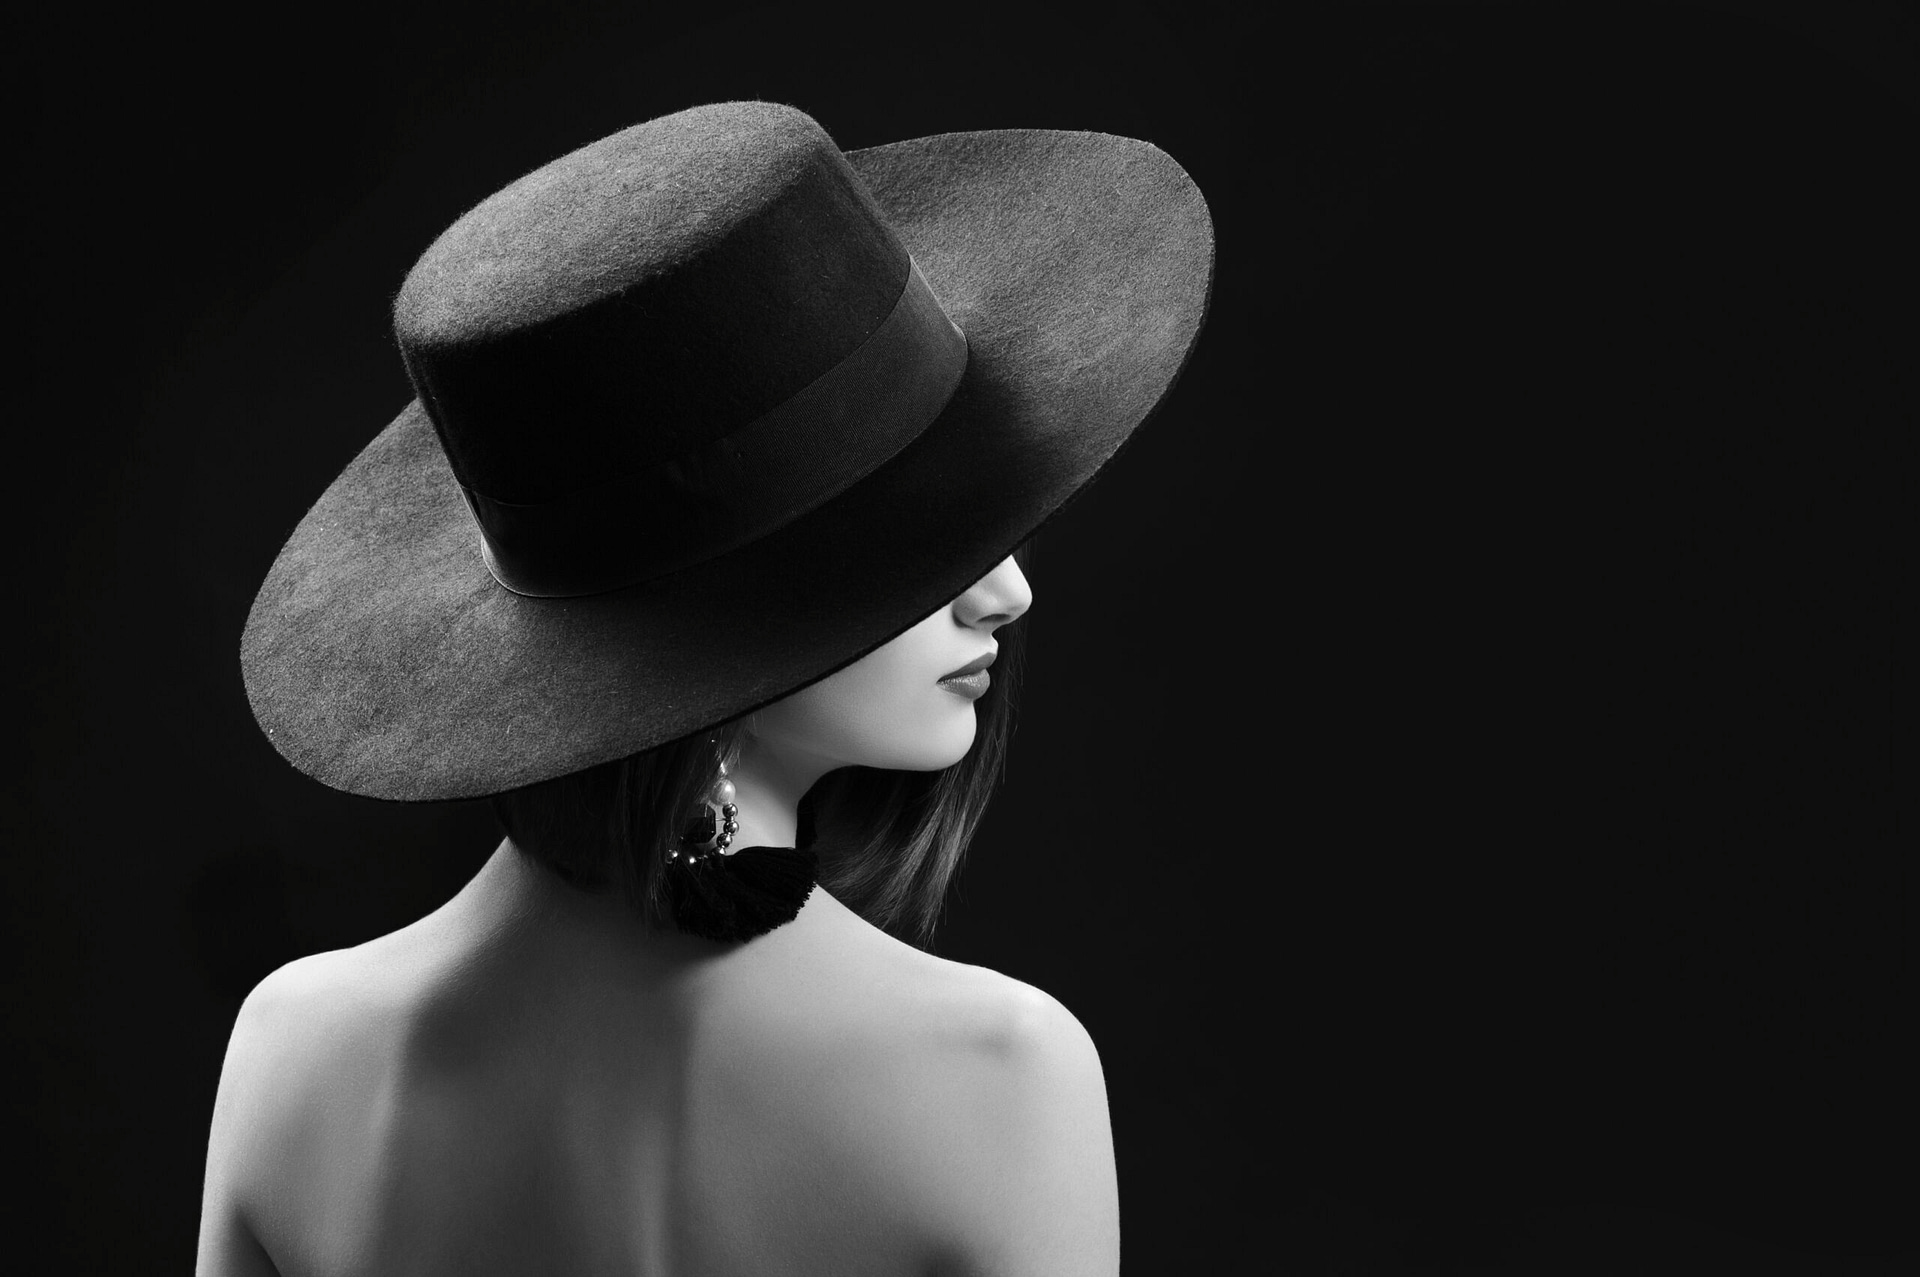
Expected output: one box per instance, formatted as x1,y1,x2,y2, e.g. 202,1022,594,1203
394,102,911,505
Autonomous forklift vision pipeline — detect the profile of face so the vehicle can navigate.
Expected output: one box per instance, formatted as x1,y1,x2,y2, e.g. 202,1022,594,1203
748,555,1033,775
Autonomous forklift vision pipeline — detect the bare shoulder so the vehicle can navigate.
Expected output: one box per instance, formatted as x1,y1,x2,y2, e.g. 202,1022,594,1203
882,950,1105,1090
747,912,1105,1088
944,961,1100,1064
761,933,1120,1277
202,945,388,1166
904,961,1118,1276
218,936,409,1087
700,902,1119,1272
196,943,400,1276
210,948,357,1119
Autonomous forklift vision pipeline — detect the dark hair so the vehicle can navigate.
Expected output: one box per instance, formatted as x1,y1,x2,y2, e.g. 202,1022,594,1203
492,547,1030,946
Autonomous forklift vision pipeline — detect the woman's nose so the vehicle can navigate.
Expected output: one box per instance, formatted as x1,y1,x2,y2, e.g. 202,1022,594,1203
956,556,1033,631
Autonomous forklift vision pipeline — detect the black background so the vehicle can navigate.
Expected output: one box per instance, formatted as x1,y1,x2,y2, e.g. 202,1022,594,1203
14,2,1911,1271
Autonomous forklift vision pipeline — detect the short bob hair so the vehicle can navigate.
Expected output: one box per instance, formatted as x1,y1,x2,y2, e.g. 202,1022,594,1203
493,545,1030,946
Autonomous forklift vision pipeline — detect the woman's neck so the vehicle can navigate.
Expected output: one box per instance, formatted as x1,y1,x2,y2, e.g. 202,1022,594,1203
441,734,845,960
455,833,864,964
727,734,838,849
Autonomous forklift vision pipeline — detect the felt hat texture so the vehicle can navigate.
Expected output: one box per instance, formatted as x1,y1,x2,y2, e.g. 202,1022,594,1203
242,101,1214,801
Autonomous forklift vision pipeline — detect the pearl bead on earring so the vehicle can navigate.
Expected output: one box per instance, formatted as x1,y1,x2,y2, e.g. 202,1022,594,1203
665,746,741,864
713,761,741,856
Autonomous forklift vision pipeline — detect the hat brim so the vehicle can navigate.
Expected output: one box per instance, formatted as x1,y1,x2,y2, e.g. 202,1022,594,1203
241,127,1215,801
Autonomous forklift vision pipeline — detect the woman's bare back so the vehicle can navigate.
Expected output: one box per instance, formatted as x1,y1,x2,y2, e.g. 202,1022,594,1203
197,845,1117,1277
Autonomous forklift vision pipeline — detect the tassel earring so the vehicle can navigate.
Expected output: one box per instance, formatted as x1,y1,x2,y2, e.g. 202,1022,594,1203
662,742,818,943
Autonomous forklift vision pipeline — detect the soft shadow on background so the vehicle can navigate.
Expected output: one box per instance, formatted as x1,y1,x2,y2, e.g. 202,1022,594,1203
15,1,1910,1271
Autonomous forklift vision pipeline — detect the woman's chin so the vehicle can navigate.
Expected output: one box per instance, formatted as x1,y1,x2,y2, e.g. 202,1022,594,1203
886,712,978,772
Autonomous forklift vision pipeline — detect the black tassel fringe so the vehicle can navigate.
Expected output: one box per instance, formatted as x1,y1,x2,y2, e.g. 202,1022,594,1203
663,844,820,943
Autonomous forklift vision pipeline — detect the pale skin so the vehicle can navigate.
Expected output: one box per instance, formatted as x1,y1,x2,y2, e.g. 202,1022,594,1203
197,555,1121,1277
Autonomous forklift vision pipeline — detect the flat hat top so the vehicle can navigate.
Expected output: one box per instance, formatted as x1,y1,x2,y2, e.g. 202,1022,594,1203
400,102,857,342
396,101,918,512
242,104,1215,800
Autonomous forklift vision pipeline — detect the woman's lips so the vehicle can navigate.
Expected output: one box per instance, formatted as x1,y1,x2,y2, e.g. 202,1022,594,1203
940,651,995,680
938,669,991,699
938,650,995,699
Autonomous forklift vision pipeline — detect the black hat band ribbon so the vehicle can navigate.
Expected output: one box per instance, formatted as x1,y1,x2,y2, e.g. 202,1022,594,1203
458,257,969,598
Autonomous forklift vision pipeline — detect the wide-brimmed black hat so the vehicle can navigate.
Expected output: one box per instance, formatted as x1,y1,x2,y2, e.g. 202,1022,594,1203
242,101,1213,801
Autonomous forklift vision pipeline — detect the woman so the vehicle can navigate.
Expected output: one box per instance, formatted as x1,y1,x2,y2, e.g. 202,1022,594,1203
200,100,1212,1275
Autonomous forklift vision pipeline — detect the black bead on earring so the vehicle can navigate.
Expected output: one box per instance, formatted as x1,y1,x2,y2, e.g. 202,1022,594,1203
662,741,818,943
664,759,740,866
